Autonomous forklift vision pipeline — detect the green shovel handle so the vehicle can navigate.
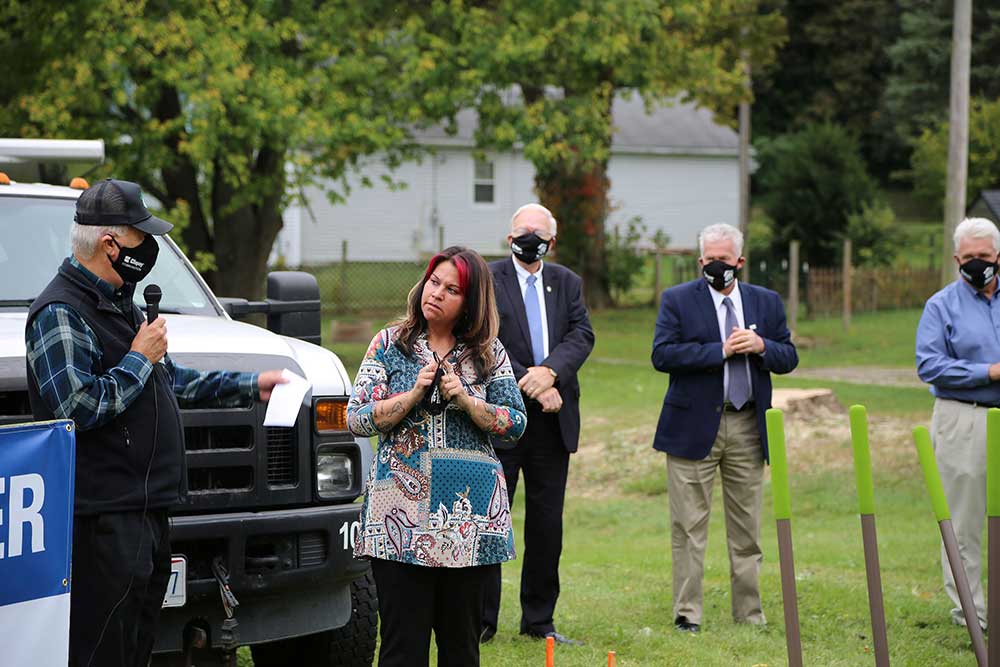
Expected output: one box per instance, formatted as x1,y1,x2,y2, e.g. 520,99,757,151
849,405,875,515
767,408,791,520
913,426,950,522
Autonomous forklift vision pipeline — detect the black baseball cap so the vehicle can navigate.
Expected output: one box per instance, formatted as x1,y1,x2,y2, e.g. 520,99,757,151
74,178,173,235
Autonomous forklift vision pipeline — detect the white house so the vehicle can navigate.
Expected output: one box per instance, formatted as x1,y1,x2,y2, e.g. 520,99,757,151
275,95,739,265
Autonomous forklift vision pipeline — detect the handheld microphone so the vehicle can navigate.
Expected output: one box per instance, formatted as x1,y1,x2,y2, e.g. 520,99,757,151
144,284,162,323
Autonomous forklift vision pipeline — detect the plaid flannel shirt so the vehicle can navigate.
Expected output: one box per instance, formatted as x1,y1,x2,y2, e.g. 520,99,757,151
25,257,258,432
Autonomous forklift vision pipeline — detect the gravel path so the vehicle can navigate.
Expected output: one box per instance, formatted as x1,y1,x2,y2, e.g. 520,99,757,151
788,366,926,388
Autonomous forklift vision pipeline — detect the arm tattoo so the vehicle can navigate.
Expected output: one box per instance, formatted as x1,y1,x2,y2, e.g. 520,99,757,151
477,402,513,435
373,397,407,431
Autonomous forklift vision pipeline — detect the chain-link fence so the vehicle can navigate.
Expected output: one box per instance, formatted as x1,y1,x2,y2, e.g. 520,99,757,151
306,248,937,322
309,255,509,316
309,261,426,315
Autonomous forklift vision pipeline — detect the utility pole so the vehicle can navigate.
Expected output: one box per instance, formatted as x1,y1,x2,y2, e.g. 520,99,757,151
739,44,752,284
942,0,972,287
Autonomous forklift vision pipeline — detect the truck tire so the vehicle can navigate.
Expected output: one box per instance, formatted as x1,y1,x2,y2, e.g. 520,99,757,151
250,571,378,667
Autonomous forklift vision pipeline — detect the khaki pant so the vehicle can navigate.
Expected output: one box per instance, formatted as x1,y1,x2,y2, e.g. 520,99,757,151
667,409,765,626
932,398,988,629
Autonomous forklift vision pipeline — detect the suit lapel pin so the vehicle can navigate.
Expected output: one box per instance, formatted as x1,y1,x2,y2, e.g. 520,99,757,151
546,285,552,293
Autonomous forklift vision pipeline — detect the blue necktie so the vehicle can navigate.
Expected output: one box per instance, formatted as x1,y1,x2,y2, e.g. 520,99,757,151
723,296,751,409
524,275,545,365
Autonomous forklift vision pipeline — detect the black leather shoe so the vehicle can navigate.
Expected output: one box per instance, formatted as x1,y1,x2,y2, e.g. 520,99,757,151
674,618,700,633
522,630,584,646
480,627,496,644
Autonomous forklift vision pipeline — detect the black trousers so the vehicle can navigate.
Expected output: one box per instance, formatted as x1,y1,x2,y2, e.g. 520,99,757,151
371,558,489,667
69,509,171,667
482,405,569,636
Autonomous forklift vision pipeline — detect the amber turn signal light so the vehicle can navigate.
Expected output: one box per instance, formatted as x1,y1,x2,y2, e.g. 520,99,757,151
315,399,348,432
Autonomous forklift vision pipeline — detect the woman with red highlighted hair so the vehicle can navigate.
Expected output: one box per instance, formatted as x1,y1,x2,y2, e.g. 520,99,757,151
347,246,526,666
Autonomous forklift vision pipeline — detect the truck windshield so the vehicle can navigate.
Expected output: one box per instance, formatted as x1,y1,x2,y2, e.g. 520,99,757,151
0,195,220,316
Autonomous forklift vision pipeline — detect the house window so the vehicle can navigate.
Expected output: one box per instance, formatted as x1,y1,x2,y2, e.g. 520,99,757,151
473,158,495,204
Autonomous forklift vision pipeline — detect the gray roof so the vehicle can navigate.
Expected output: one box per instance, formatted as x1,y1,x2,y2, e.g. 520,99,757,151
971,190,1000,220
415,94,738,157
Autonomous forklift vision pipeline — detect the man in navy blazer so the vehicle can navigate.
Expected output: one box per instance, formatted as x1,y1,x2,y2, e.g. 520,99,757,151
651,223,797,634
481,203,594,646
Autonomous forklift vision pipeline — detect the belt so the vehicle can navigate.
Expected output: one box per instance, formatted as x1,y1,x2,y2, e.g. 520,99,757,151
723,401,755,412
949,397,1000,409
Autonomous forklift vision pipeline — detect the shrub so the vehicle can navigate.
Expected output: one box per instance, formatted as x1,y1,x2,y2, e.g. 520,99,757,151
847,201,898,266
755,122,880,266
605,216,647,303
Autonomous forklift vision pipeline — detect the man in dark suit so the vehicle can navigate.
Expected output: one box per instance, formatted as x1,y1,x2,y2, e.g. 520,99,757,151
651,223,797,634
482,203,595,645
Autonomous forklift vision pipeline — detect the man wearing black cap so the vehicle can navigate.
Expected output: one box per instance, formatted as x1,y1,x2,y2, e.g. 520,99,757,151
24,179,287,667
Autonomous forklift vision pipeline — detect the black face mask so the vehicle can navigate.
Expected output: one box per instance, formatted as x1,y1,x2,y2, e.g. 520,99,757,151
959,257,999,290
420,351,456,415
109,234,159,284
511,232,551,264
702,259,739,291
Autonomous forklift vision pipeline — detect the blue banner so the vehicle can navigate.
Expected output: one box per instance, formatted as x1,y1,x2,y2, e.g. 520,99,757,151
0,419,75,666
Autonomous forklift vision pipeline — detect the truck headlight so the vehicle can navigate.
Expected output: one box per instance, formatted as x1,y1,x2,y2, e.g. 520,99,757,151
316,448,353,498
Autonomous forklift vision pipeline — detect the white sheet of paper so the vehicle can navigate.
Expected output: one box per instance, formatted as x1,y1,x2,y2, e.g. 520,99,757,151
263,368,312,427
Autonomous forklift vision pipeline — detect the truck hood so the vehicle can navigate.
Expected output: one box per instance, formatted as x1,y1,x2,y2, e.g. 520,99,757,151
0,311,350,397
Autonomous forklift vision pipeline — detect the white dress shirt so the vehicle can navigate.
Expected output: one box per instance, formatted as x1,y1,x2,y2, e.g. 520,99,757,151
708,280,754,402
512,257,550,358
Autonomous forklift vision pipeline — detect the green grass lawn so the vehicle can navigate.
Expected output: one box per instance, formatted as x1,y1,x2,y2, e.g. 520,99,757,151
792,308,923,369
270,306,974,666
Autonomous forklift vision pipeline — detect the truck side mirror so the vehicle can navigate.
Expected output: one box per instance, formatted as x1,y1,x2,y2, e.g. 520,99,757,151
266,272,322,346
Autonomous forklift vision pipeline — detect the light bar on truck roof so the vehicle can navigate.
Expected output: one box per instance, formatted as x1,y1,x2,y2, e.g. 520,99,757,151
0,139,105,164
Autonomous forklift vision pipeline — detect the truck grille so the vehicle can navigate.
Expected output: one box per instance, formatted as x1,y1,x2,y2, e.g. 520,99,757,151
175,403,314,511
185,425,253,451
298,531,328,567
266,426,297,486
0,391,31,426
188,466,254,493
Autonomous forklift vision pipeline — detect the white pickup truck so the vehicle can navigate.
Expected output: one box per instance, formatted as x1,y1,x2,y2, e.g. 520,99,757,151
0,143,376,666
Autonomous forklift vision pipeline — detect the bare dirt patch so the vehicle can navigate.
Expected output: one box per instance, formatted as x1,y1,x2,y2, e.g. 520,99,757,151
569,404,923,498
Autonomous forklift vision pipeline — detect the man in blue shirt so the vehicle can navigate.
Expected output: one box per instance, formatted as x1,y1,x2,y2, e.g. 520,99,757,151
916,216,1000,631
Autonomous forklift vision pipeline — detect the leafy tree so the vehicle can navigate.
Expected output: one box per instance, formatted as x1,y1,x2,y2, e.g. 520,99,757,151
752,1,903,179
434,1,785,306
847,201,898,267
885,1,1000,145
756,122,880,267
911,97,1000,218
1,0,456,297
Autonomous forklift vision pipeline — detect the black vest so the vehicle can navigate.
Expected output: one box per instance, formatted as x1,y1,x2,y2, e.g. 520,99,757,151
26,259,187,515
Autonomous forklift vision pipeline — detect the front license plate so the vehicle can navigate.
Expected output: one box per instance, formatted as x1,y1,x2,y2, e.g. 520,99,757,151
162,555,187,608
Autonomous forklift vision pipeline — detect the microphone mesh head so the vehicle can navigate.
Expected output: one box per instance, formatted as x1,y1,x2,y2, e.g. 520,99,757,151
143,284,162,302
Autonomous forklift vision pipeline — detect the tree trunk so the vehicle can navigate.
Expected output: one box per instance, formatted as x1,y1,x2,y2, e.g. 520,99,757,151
211,203,283,300
209,148,286,300
151,86,216,285
534,165,612,308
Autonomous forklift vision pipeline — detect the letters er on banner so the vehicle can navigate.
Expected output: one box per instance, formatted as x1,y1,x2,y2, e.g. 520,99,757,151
0,419,76,667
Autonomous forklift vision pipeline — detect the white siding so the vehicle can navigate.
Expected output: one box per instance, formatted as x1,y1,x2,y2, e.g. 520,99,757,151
433,150,534,257
606,154,739,250
285,150,738,263
293,150,535,263
298,159,430,263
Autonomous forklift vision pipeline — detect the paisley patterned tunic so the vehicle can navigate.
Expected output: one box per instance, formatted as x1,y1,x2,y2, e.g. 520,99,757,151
348,327,527,568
